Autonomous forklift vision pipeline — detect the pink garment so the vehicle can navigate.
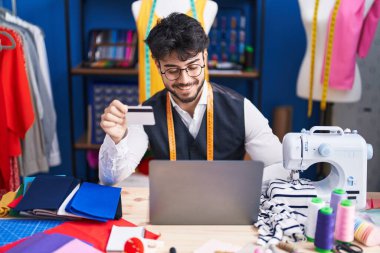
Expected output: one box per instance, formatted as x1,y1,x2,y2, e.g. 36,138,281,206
321,0,365,90
358,0,380,57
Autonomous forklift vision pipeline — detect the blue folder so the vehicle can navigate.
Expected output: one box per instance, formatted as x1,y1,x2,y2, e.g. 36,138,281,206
65,182,121,222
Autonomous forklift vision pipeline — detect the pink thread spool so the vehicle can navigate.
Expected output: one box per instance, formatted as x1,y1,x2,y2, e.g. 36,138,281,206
334,199,355,243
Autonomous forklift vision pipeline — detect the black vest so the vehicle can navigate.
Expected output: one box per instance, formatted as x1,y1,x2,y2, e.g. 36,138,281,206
143,83,245,160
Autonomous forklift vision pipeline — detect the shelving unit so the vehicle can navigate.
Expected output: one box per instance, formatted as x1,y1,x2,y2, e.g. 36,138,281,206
71,64,260,78
65,0,266,180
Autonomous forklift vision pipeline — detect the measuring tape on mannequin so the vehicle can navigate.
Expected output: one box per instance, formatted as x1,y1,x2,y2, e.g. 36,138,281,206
166,82,214,160
144,0,198,100
321,0,341,111
308,0,341,117
307,0,320,117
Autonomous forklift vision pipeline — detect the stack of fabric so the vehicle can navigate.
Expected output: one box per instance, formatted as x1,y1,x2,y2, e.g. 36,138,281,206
255,178,317,245
5,175,121,222
0,219,160,252
3,233,102,253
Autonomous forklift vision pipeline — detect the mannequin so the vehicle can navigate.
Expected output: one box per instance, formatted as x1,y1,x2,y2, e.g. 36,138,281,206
132,0,217,33
297,0,375,106
132,0,218,102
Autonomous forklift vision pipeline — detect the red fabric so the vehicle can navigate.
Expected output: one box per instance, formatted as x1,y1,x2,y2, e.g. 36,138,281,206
9,157,20,193
7,195,22,208
0,27,34,193
0,219,160,252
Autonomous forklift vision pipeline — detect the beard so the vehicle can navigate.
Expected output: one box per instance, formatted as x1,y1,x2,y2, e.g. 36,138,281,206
166,78,205,104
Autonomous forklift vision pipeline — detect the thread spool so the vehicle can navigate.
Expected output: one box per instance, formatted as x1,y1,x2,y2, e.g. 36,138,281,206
330,188,346,213
306,197,325,242
335,199,355,243
354,217,380,246
314,207,335,253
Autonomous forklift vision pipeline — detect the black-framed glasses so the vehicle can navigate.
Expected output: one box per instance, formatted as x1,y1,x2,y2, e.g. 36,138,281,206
159,53,206,81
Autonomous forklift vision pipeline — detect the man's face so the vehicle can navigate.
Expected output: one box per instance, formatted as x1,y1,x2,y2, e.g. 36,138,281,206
156,51,206,104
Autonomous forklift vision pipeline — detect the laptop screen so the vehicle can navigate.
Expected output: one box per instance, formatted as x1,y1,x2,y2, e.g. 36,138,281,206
149,160,264,225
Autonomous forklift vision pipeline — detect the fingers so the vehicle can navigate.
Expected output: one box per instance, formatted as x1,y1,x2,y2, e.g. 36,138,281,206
102,111,124,124
110,100,128,114
100,120,117,128
100,100,128,131
102,100,127,122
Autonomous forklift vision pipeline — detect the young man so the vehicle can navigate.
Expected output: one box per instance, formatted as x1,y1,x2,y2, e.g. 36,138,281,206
99,13,287,185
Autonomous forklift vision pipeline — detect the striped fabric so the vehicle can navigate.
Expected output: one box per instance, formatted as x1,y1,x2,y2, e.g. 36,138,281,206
254,178,317,245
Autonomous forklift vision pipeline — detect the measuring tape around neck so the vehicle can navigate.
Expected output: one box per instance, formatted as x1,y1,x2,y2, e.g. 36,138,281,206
321,0,341,111
166,82,214,161
144,0,198,101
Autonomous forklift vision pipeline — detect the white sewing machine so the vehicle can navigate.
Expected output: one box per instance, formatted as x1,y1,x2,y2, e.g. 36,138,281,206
283,126,373,210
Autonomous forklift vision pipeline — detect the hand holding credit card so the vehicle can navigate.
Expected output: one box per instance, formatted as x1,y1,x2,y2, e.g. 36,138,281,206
127,106,155,125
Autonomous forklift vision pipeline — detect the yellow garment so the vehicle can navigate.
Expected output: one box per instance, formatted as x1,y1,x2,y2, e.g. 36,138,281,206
0,191,16,217
137,0,209,103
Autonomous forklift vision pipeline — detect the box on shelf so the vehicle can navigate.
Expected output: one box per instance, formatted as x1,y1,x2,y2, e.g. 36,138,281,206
85,29,137,69
88,82,139,144
208,8,249,71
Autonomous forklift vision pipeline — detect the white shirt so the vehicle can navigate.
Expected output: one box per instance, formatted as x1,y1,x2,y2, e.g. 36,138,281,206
99,82,287,185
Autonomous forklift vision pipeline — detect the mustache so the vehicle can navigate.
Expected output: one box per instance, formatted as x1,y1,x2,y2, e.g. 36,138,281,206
173,81,198,88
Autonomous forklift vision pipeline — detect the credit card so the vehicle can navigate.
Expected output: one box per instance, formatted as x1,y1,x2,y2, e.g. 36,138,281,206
127,106,155,125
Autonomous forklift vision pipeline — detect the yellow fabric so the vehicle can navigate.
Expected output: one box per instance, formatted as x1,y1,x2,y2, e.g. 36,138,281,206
0,191,16,217
137,0,209,103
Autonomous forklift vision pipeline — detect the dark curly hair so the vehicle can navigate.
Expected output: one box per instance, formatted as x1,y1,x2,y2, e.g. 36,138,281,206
145,12,209,61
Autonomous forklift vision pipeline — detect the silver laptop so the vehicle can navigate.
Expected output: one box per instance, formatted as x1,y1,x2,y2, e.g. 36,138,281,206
149,160,264,225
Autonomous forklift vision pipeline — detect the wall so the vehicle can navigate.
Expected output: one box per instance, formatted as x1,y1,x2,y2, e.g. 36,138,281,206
5,0,319,178
333,27,380,192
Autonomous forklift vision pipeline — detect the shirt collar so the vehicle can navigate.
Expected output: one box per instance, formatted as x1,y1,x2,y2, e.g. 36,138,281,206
169,80,208,109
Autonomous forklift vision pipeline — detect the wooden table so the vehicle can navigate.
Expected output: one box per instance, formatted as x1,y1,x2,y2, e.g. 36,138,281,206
121,188,380,253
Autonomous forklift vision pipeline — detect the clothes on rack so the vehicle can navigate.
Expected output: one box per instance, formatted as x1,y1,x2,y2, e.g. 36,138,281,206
0,12,60,194
0,27,34,194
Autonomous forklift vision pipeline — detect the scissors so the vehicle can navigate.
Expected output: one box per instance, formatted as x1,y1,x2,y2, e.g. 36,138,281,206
334,243,363,253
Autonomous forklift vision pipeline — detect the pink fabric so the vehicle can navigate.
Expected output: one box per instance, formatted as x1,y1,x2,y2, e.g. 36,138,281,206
358,0,380,57
53,239,102,253
321,0,365,90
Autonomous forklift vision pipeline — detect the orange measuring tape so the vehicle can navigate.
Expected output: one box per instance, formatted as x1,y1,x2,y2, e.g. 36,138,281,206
166,83,214,161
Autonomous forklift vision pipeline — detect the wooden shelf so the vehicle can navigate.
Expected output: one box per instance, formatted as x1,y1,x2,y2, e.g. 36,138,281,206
71,64,259,78
74,134,101,150
72,65,138,76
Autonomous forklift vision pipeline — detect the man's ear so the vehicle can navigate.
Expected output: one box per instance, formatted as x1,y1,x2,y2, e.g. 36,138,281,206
203,50,208,65
154,59,160,70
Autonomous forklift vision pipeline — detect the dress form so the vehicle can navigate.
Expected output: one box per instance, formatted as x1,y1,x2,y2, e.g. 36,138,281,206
296,0,375,103
132,0,217,34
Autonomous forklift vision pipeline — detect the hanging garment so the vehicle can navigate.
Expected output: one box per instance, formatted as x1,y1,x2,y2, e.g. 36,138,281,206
1,21,50,176
322,0,380,90
357,0,380,57
5,12,61,166
136,0,209,103
0,27,34,193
